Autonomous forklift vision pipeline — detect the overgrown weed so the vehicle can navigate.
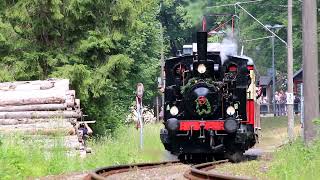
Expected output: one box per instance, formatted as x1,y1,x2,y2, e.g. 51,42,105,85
0,123,165,179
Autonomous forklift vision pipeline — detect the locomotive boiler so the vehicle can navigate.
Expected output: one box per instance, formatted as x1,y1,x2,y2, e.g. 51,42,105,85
160,32,258,162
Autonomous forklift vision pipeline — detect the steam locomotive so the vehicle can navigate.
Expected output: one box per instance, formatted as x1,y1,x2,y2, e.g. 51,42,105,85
160,32,258,162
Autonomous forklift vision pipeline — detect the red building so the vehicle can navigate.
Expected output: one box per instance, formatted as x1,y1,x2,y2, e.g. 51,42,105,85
293,68,303,95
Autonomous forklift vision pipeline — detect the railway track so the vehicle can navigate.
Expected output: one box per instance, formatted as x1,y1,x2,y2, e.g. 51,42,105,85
184,160,252,180
86,159,252,180
86,160,181,180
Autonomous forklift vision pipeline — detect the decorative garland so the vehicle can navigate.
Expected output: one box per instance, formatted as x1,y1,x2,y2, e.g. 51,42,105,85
181,78,222,95
195,96,212,115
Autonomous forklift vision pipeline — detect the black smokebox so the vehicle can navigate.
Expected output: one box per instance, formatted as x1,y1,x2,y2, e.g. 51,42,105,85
197,32,207,62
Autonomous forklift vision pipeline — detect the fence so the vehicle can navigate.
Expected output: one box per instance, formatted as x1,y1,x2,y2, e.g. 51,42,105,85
260,103,301,115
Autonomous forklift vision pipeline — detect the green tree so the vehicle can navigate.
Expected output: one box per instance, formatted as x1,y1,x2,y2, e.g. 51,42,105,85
159,0,193,55
0,0,162,134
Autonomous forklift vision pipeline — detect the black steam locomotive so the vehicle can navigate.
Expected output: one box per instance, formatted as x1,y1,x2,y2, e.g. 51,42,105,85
160,32,258,162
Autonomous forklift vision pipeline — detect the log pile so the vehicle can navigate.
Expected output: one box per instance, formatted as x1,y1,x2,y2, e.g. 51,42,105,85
0,79,83,150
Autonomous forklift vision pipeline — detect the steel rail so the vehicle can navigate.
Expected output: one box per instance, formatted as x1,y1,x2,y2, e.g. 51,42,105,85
87,160,180,180
184,160,253,180
87,159,256,180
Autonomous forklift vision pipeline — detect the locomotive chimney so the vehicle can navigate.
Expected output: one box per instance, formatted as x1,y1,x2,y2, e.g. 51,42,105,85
197,31,207,62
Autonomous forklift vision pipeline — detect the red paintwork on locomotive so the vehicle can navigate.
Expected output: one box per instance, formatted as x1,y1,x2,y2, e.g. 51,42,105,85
179,121,224,131
246,99,255,125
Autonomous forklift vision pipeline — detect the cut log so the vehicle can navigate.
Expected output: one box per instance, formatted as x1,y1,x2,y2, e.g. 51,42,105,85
0,79,69,91
0,118,77,125
0,90,75,106
0,104,68,112
0,79,85,152
0,120,73,129
0,120,75,136
0,127,75,136
0,111,82,119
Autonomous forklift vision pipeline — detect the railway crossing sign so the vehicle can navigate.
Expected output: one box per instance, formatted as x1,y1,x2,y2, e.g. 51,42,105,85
136,83,144,149
136,83,144,98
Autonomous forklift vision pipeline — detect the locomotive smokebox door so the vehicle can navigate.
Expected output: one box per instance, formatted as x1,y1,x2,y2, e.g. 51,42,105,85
197,32,207,62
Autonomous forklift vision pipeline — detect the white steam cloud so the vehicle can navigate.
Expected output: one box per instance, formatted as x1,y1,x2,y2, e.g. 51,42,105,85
220,31,238,65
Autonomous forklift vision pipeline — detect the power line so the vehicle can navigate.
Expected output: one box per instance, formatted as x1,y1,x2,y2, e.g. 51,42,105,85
207,0,264,8
243,36,273,42
236,3,288,45
237,0,264,5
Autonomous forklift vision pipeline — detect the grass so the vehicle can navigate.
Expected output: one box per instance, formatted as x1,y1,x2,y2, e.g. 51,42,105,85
2,117,316,179
267,139,320,180
256,116,301,151
0,123,165,179
213,116,303,179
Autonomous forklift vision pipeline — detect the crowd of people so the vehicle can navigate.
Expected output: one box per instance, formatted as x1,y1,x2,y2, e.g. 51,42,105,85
258,89,301,116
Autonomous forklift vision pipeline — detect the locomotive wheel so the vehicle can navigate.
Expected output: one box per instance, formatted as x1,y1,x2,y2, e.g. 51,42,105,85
178,154,215,163
213,153,225,161
178,154,190,163
226,151,244,163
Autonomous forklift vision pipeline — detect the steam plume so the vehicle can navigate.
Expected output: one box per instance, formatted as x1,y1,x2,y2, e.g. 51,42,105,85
220,30,238,64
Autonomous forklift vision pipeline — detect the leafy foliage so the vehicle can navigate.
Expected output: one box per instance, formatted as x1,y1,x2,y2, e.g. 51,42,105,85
0,0,162,134
0,0,318,134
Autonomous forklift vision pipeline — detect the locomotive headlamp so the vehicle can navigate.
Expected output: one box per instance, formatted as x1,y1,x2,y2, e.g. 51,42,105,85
226,106,236,116
170,106,179,116
214,64,219,71
166,118,179,131
197,64,206,74
224,118,238,133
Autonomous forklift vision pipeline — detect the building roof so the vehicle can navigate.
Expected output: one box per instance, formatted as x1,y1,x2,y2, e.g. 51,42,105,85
293,68,303,81
259,76,272,86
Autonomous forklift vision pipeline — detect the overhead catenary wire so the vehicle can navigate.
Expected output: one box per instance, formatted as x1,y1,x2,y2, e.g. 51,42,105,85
236,3,287,45
206,1,288,45
207,0,264,8
243,36,273,42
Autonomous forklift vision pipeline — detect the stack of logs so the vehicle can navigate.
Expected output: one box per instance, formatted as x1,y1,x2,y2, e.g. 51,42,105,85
0,79,82,149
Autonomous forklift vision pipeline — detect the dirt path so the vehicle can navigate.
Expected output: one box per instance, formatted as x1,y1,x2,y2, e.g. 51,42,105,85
36,172,88,180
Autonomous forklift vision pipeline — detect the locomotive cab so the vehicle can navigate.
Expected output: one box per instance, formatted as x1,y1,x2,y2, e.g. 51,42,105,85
160,32,258,162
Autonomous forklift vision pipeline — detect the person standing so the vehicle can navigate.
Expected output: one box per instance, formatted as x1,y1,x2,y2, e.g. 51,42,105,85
279,90,287,116
275,91,280,116
294,94,300,115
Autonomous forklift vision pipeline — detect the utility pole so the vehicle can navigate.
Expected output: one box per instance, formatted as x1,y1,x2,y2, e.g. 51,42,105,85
265,24,285,116
160,24,165,113
271,34,276,117
302,0,319,144
159,2,165,115
287,0,294,142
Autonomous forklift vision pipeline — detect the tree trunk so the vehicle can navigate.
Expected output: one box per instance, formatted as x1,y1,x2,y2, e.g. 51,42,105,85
303,0,319,144
0,111,82,119
0,118,77,125
0,90,75,106
0,127,75,136
0,79,69,91
0,104,69,112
